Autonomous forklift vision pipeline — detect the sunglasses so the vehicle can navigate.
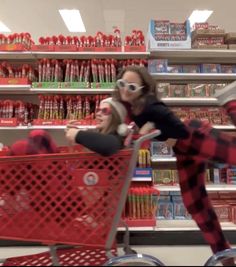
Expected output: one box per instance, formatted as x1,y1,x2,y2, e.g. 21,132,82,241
116,79,144,92
96,107,112,116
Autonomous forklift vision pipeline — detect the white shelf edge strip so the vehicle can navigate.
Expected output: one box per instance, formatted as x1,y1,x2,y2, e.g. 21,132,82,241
0,125,234,131
117,221,236,231
154,185,236,192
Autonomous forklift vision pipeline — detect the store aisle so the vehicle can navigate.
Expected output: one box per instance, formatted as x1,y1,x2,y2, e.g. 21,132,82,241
0,245,233,266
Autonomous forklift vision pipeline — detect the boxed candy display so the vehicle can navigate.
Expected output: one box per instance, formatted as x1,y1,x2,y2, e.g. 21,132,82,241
148,19,191,50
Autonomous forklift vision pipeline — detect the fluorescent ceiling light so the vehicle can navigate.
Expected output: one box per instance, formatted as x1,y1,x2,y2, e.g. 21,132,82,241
0,21,11,32
59,9,86,32
188,10,213,27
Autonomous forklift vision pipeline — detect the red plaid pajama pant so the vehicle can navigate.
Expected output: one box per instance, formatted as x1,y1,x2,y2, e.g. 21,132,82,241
173,101,236,254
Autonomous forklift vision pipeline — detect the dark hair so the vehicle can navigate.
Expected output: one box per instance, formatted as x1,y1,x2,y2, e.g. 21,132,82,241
113,66,158,115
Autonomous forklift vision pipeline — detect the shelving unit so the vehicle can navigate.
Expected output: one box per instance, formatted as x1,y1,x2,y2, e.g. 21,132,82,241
154,184,236,192
151,73,236,82
150,49,236,64
1,49,236,244
118,221,236,232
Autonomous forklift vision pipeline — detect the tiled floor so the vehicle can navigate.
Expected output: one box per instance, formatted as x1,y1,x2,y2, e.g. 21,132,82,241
0,245,230,266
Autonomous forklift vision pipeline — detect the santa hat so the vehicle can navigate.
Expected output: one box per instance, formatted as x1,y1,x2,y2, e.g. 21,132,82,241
9,130,58,156
100,97,129,136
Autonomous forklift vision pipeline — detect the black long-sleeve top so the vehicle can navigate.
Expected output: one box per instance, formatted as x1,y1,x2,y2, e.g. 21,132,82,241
130,95,189,141
75,95,189,155
75,130,123,156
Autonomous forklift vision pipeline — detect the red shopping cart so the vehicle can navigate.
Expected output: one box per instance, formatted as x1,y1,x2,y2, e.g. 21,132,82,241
0,131,164,266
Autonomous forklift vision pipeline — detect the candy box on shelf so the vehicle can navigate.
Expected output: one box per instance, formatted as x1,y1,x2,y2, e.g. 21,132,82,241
182,65,201,73
60,82,90,89
169,84,187,97
124,45,146,52
226,168,236,184
91,82,115,89
151,141,173,158
0,118,18,127
77,46,96,52
152,169,174,185
156,83,170,98
0,78,31,85
31,45,55,51
54,45,77,52
221,65,236,73
148,19,191,50
32,119,63,126
201,64,221,73
95,47,122,52
167,65,183,73
157,201,174,220
188,84,209,97
148,59,168,73
0,44,29,51
31,82,60,89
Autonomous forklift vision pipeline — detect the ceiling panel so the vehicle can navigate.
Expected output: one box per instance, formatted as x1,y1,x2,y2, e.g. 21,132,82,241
0,0,235,42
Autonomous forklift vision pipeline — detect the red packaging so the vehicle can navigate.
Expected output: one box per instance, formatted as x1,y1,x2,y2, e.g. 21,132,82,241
54,45,77,52
31,45,55,51
0,78,31,85
0,44,29,51
124,45,146,52
0,118,18,126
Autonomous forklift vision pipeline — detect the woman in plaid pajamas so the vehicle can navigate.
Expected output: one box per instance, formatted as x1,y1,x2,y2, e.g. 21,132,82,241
113,65,236,264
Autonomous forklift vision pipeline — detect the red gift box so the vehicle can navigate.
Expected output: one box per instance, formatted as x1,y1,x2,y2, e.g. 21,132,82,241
0,44,29,51
77,47,96,52
33,119,63,126
0,78,31,85
0,118,18,127
54,45,77,52
124,45,146,52
95,47,122,52
31,45,55,51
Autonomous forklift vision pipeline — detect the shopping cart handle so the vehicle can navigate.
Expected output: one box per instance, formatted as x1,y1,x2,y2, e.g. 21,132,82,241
133,130,161,147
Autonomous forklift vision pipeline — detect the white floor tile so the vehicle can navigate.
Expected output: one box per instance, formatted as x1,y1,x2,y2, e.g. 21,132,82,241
0,245,234,266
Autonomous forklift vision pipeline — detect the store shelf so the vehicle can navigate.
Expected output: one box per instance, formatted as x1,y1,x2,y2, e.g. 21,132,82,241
30,88,114,94
0,85,31,94
33,51,150,60
0,125,96,130
154,184,236,192
213,125,236,130
132,177,152,182
162,97,218,106
155,220,236,231
0,51,34,60
151,73,236,82
151,157,177,163
118,220,236,231
150,49,236,64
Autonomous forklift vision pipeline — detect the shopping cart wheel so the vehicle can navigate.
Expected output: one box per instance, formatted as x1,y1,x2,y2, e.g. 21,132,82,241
104,253,165,266
204,248,236,266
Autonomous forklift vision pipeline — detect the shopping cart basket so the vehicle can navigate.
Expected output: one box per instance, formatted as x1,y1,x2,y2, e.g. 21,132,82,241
0,131,162,266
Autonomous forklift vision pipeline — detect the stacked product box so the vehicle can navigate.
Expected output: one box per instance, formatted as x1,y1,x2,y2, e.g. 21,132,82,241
148,19,191,50
191,23,227,49
157,192,191,220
